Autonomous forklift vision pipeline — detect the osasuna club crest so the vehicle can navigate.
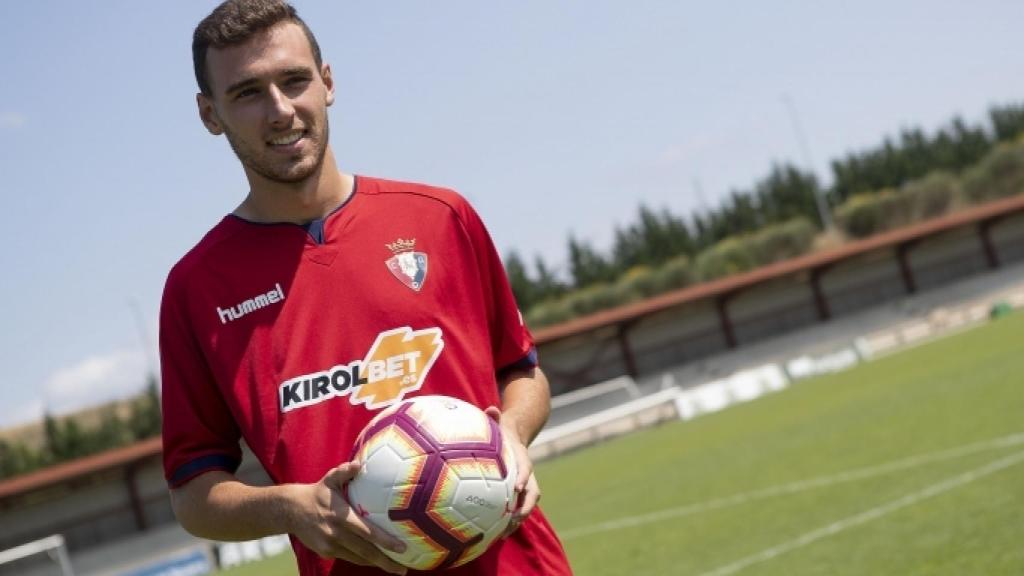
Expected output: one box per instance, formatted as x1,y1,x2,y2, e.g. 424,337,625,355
385,238,428,292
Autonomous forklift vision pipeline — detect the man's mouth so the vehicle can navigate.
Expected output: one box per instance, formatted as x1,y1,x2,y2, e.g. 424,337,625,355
268,129,306,146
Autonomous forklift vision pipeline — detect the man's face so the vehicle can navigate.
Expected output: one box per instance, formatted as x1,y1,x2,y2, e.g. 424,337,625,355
198,22,334,184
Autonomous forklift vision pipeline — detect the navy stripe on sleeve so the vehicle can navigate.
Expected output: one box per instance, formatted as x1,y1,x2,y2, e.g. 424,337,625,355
169,453,241,488
497,347,539,380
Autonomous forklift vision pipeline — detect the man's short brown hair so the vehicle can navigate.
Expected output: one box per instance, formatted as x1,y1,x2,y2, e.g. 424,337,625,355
192,0,323,96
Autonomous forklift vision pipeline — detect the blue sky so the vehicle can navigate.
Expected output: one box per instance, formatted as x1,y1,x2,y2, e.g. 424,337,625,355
1,0,1022,428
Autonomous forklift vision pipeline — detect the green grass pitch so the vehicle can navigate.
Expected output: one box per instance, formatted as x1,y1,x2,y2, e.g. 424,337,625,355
220,312,1024,575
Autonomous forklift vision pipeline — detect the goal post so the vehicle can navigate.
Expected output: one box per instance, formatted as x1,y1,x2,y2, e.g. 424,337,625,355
0,535,74,576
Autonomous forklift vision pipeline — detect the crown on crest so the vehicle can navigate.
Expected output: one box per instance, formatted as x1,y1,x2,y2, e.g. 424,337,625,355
385,238,416,254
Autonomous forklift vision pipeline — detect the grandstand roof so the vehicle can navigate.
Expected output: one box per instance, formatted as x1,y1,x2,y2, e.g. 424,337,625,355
534,193,1024,344
0,437,162,501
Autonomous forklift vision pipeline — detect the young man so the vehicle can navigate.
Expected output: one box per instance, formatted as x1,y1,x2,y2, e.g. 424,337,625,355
159,1,573,575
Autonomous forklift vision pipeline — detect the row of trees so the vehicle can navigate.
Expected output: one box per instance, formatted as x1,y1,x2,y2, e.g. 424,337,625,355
506,102,1024,318
505,164,825,309
835,138,1024,238
0,377,161,480
831,105,1024,202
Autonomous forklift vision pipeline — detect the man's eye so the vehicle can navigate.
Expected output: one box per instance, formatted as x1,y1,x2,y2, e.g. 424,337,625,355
235,88,258,100
286,77,310,86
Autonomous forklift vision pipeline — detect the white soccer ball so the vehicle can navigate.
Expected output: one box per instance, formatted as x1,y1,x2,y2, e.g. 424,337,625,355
344,395,519,570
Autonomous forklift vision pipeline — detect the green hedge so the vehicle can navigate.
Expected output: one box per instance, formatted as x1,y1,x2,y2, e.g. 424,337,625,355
836,140,1024,239
524,220,815,327
835,171,962,239
525,257,698,328
903,171,960,219
751,218,817,264
695,218,815,280
962,139,1024,203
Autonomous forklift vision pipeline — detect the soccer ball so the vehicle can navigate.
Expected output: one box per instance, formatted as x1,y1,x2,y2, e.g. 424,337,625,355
344,395,519,570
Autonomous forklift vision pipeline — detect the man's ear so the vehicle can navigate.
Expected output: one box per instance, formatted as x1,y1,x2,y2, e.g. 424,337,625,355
321,63,335,107
197,93,225,135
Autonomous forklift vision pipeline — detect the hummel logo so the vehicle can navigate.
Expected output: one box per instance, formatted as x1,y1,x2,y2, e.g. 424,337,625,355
217,283,285,324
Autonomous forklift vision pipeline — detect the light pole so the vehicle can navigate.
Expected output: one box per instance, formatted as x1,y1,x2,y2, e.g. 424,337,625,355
783,94,834,230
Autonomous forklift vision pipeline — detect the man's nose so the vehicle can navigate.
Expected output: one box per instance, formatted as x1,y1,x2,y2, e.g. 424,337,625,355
266,84,295,127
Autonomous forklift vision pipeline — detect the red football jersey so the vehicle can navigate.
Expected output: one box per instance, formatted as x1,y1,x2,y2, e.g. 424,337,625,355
159,176,572,575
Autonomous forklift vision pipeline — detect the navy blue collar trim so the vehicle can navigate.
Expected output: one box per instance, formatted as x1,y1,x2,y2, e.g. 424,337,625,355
228,175,360,245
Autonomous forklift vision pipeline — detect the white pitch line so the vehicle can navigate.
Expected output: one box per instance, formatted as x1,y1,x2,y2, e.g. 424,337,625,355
695,449,1024,576
560,432,1024,540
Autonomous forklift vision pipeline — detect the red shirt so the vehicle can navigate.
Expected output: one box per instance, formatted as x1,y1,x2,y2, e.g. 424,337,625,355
159,176,572,575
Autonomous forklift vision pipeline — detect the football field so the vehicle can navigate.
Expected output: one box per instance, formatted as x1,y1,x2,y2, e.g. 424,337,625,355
221,311,1023,575
541,311,1024,575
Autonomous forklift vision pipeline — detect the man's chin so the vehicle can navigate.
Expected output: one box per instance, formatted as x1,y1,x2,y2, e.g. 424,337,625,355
254,162,320,185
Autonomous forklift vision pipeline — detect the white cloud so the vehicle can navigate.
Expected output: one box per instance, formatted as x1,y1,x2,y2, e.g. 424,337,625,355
41,349,152,417
0,112,27,129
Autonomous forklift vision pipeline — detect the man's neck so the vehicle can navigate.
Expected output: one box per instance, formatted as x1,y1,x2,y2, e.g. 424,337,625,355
235,149,353,224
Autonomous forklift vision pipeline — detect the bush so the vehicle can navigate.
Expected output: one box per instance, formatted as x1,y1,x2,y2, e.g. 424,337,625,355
835,170,967,238
616,265,660,299
565,283,628,316
692,218,815,281
902,170,960,220
525,298,574,328
694,237,757,281
962,140,1024,203
835,190,912,238
650,255,694,293
752,218,816,264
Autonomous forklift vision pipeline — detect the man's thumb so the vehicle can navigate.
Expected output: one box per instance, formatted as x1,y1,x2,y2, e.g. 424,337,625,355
324,461,361,489
484,406,501,422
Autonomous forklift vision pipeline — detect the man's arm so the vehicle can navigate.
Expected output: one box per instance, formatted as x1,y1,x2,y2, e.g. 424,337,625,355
170,464,408,575
496,365,551,445
487,365,552,526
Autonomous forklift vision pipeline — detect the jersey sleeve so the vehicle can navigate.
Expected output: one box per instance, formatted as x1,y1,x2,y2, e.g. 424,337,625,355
453,197,538,375
159,268,242,488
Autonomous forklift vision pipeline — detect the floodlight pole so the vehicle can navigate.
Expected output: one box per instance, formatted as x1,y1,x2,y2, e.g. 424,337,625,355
128,297,158,382
783,94,834,230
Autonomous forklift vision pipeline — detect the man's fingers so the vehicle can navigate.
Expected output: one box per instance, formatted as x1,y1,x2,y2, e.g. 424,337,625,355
348,542,407,575
327,518,407,569
329,546,373,567
516,465,531,492
513,447,532,492
511,473,540,520
517,477,541,518
352,539,407,575
344,507,407,554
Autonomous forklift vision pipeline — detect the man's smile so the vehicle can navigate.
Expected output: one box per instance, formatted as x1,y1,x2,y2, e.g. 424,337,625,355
268,128,306,147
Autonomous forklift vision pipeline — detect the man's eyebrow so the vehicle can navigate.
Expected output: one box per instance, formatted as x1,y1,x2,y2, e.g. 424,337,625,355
224,77,260,96
223,67,315,96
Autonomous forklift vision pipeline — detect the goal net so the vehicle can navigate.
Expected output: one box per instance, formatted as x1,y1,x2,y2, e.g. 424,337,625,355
0,535,74,576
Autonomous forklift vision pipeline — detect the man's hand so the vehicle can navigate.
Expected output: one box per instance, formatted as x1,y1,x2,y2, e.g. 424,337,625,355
289,462,409,575
485,406,541,536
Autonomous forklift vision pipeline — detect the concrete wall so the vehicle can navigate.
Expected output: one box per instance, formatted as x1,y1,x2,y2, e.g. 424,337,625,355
0,451,271,555
538,326,626,395
820,251,907,317
628,302,726,374
729,276,820,345
991,212,1024,262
